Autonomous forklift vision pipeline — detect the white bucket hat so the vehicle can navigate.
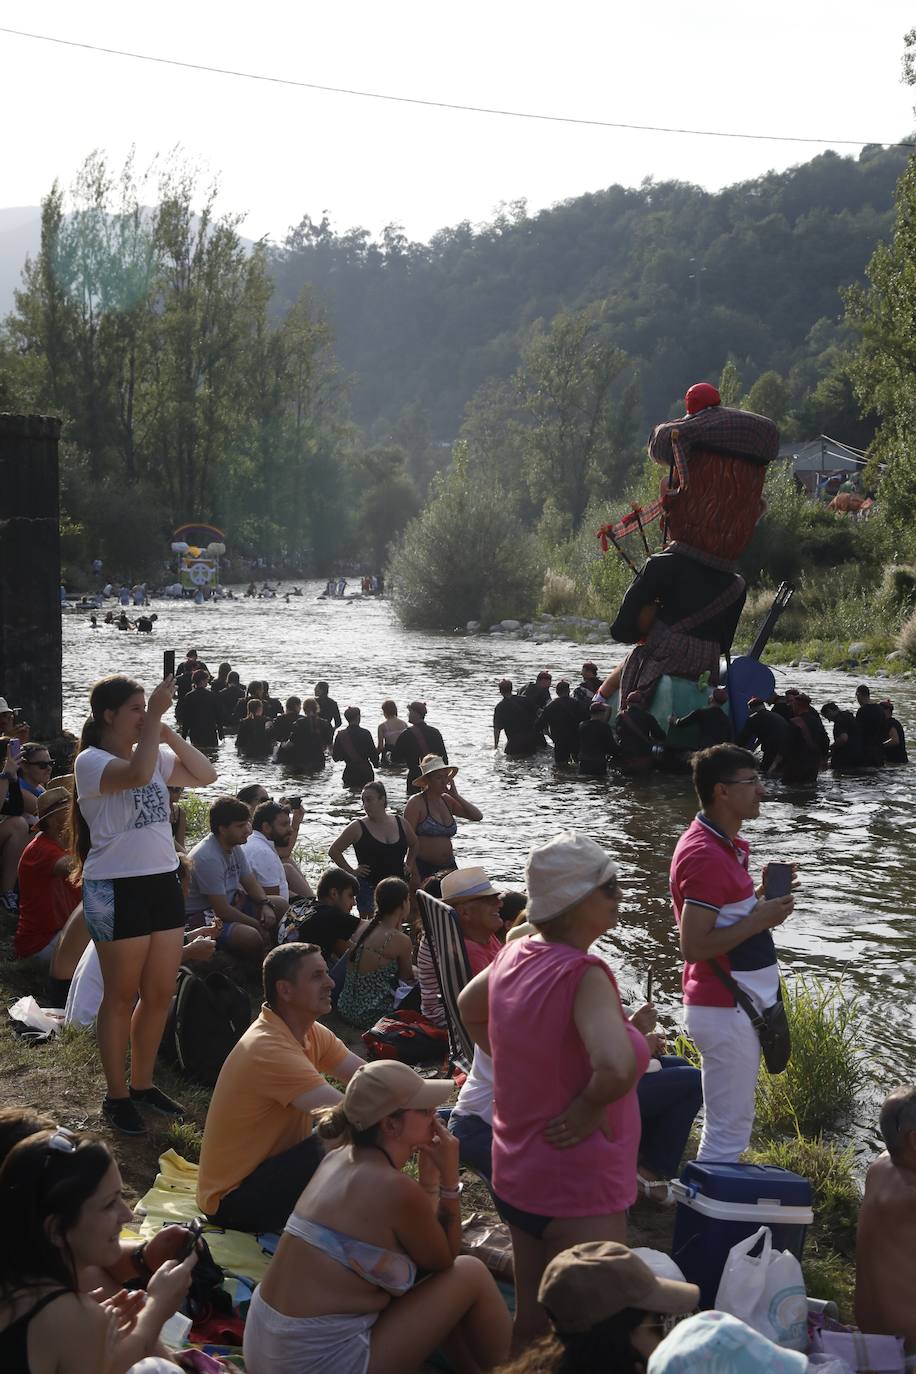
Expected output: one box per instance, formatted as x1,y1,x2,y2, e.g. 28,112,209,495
525,830,617,925
440,866,498,905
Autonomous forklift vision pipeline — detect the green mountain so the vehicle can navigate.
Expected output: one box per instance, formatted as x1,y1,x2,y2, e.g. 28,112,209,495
268,144,911,439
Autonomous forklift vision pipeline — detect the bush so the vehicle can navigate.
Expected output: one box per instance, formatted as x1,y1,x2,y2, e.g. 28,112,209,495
756,974,863,1138
389,453,543,629
747,1133,860,1238
898,607,916,662
540,570,578,616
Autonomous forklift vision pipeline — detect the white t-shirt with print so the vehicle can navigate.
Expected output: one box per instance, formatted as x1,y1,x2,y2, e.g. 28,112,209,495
75,745,177,880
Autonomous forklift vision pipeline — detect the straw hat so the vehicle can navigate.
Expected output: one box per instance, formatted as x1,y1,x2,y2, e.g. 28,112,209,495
37,786,70,821
414,755,457,787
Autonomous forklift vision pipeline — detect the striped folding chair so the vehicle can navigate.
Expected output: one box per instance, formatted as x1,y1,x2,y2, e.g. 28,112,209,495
416,889,476,1073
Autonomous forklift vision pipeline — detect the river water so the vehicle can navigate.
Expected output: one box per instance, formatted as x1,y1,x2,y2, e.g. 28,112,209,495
62,586,915,1117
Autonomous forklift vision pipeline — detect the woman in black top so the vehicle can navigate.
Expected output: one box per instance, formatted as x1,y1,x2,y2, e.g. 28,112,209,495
278,697,333,770
0,736,37,912
882,699,909,764
332,707,379,788
329,781,418,913
236,699,271,756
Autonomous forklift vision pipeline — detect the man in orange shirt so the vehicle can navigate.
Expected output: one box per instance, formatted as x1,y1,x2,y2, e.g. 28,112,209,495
197,943,364,1231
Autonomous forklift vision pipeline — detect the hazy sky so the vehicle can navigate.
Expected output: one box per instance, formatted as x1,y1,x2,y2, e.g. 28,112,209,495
3,2,914,243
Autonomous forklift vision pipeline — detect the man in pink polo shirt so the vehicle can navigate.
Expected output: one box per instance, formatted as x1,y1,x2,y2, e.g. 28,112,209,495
670,744,794,1161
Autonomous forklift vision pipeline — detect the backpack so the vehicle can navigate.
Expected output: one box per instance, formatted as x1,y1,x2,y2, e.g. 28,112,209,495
361,1009,449,1066
160,968,252,1086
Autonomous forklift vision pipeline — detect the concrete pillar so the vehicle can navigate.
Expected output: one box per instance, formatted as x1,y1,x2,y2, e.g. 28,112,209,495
0,414,63,740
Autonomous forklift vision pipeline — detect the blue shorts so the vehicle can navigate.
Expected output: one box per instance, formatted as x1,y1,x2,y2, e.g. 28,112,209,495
83,867,185,943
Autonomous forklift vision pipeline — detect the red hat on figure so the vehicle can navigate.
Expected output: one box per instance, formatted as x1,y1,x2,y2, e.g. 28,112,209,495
684,382,721,415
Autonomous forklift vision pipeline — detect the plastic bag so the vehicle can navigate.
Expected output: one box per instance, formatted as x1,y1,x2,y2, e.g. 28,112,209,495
714,1225,808,1350
811,1330,905,1372
8,996,64,1041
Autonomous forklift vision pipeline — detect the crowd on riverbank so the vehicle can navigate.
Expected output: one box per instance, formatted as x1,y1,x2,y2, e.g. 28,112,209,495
0,653,914,1373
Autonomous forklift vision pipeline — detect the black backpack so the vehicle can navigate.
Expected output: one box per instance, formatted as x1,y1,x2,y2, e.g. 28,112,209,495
160,968,252,1086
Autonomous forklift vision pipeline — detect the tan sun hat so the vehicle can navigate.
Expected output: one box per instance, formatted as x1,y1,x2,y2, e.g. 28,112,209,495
440,866,498,905
37,786,70,821
525,830,617,925
414,754,457,787
343,1061,453,1132
539,1242,699,1334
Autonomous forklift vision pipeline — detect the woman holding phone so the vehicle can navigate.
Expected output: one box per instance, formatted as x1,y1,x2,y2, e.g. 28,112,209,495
70,674,217,1136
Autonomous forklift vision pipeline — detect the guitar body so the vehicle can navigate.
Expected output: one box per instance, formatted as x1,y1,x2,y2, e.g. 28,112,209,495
726,658,776,734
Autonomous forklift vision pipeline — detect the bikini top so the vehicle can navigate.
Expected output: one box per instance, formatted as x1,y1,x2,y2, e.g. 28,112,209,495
0,1289,69,1373
414,797,458,840
284,1213,415,1296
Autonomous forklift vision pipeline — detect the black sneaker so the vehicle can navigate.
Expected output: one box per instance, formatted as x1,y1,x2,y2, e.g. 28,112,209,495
102,1095,147,1136
130,1085,186,1119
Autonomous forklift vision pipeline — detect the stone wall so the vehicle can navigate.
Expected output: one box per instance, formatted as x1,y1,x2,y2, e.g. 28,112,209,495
0,415,62,738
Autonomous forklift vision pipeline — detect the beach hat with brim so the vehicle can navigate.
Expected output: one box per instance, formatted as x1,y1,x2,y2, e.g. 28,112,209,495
37,786,70,821
525,830,617,925
344,1061,454,1132
539,1242,699,1334
414,755,457,787
441,866,498,905
0,698,18,714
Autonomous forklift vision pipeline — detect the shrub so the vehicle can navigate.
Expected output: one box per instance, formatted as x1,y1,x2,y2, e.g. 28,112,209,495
747,1133,860,1238
540,570,578,616
756,974,863,1138
389,451,543,629
898,607,916,662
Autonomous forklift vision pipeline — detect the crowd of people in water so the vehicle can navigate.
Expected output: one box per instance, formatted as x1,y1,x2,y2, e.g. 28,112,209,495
0,648,913,1373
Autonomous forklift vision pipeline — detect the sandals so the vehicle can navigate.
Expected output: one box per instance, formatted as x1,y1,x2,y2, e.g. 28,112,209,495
636,1173,676,1206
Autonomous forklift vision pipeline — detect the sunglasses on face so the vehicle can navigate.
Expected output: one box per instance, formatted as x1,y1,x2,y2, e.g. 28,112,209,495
28,760,53,770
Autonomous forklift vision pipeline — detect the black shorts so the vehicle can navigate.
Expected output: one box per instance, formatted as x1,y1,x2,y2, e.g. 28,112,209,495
492,1191,554,1239
83,867,185,942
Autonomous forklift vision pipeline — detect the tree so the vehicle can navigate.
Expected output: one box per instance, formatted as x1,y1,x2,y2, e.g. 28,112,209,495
743,370,789,423
718,359,742,406
353,445,420,568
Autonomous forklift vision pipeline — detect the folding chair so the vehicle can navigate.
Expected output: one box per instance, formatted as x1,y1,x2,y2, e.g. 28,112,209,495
417,889,476,1073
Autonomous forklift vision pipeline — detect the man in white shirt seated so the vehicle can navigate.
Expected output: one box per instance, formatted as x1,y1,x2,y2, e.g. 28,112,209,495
244,802,292,902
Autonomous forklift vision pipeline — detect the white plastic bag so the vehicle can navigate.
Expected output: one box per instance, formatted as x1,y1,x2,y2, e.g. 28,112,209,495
714,1225,808,1350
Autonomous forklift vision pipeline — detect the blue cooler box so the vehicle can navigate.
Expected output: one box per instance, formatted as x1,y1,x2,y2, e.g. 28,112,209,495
671,1162,813,1308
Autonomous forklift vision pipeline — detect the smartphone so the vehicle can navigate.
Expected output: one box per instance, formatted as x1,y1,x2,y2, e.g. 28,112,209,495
645,968,654,1003
287,796,302,810
163,649,176,679
765,862,793,899
178,1218,203,1259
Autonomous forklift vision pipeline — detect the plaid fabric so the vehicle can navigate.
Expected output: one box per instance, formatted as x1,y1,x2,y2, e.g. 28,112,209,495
618,574,746,703
649,406,780,467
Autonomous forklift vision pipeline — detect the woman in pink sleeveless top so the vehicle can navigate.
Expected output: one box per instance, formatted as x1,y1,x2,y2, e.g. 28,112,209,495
459,831,651,1345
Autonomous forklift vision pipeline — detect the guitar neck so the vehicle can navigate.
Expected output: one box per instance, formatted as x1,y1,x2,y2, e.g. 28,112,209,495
748,582,795,662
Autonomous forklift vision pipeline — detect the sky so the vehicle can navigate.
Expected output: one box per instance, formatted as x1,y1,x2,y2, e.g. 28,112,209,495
2,2,915,244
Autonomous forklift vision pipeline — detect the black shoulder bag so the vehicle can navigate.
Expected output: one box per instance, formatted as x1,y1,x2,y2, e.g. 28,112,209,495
707,960,792,1075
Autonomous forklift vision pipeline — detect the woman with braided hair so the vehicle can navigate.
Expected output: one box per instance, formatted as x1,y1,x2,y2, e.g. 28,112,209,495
336,877,417,1029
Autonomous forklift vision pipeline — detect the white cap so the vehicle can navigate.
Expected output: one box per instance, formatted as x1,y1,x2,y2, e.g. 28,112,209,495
524,831,617,925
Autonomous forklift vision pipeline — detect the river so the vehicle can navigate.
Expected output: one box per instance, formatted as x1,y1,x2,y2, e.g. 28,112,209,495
62,586,916,1124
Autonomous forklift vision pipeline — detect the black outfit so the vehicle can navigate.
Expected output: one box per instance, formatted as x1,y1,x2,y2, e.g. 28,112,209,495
390,721,448,792
770,698,794,722
1,777,25,817
537,696,583,765
783,715,822,783
176,687,222,748
279,715,332,769
611,548,746,652
0,1288,69,1371
269,712,301,745
828,710,865,769
218,683,245,727
520,681,551,712
208,1135,324,1233
614,705,666,764
577,718,617,776
236,717,271,756
672,705,733,749
493,695,542,755
802,708,830,764
332,725,379,787
353,817,409,886
285,900,360,960
857,701,887,766
572,678,600,713
884,716,908,765
738,709,792,772
317,695,342,728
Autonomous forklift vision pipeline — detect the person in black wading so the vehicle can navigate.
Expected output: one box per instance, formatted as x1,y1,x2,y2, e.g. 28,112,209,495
577,698,618,777
493,679,542,756
176,669,224,749
820,701,865,770
669,687,734,750
332,706,379,788
217,671,245,729
537,679,583,767
314,681,342,730
856,684,888,767
572,661,602,714
520,669,553,713
390,700,449,793
277,867,361,962
738,697,792,776
881,699,908,765
614,691,666,772
784,692,827,783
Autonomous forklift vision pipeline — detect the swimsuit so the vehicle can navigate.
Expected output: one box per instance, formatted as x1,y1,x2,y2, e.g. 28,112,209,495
0,1289,69,1373
414,798,458,839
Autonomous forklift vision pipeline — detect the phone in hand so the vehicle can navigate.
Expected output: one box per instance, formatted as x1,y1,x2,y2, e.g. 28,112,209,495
645,968,654,1003
163,649,176,679
765,862,793,899
178,1218,203,1259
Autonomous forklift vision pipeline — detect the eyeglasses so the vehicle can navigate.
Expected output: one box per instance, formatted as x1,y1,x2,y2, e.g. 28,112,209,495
28,760,53,770
722,775,761,787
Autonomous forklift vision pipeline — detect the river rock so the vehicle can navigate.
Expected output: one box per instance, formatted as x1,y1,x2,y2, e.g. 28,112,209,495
538,613,555,621
585,632,602,643
500,619,521,631
887,650,904,662
466,620,480,632
848,642,868,658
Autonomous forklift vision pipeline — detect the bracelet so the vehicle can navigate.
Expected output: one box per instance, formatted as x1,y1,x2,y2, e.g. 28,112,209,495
438,1183,463,1200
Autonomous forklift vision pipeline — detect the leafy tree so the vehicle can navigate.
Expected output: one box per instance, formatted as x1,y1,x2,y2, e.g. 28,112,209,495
718,359,742,405
389,445,542,629
743,370,789,422
353,444,419,568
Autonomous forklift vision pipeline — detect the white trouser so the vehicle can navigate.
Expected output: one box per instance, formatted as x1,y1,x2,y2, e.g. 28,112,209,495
686,1003,760,1162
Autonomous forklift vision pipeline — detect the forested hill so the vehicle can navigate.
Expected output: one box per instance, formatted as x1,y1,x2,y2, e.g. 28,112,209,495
268,143,910,439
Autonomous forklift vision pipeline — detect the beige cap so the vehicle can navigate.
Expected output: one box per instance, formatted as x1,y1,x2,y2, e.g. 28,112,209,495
539,1242,699,1334
525,830,617,925
344,1061,453,1132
